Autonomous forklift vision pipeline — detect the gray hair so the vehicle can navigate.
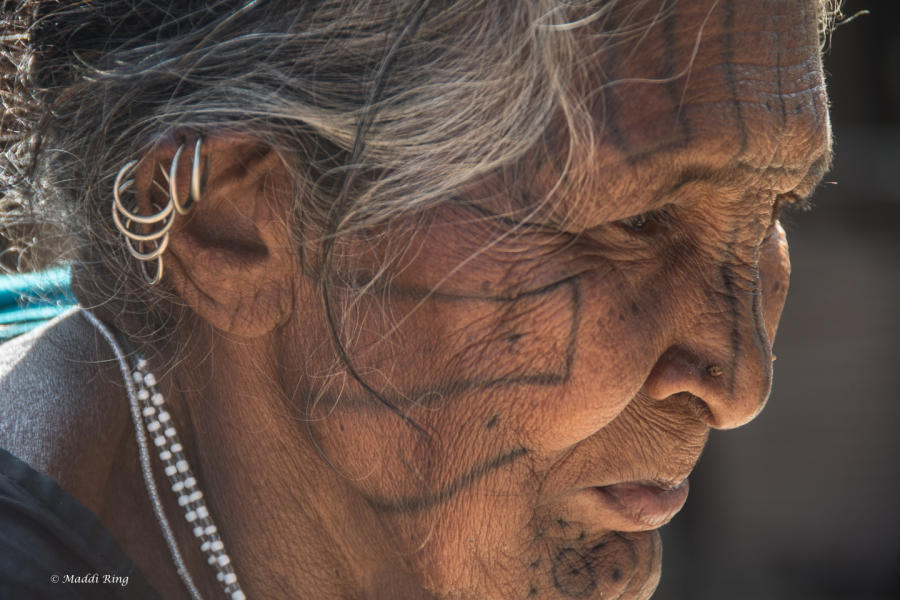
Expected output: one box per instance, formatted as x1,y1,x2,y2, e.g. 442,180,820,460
0,0,842,337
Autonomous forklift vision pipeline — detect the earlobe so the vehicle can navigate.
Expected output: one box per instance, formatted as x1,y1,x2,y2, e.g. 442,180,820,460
135,133,296,337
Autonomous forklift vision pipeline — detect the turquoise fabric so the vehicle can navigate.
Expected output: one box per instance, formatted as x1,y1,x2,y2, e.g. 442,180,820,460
0,267,78,340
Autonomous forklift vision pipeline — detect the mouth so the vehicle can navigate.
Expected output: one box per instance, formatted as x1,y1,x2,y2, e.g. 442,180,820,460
574,479,690,531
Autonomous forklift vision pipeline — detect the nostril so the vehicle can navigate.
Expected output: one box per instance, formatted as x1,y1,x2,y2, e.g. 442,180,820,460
643,346,723,400
645,342,772,430
685,393,715,426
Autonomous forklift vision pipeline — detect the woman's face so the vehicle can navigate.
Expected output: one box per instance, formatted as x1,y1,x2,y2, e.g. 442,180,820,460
282,1,832,597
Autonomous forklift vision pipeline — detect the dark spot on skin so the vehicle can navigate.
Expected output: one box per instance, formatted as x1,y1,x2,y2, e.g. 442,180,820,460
534,529,545,540
506,332,523,354
618,313,625,322
631,302,640,315
529,559,541,570
612,567,623,582
551,547,597,598
773,281,781,292
339,423,344,432
577,531,586,541
765,100,773,112
557,517,569,528
506,332,524,344
527,586,538,597
485,414,499,430
795,103,804,114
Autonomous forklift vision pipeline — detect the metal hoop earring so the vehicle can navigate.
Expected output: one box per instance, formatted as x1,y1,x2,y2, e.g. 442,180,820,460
170,138,207,215
111,137,206,286
125,234,170,262
139,250,165,286
190,137,208,209
113,161,174,225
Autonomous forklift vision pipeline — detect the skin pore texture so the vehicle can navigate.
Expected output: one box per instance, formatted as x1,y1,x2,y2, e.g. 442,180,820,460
5,0,832,599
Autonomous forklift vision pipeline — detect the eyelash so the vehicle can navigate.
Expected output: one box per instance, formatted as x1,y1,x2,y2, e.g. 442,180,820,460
617,208,672,234
615,194,812,242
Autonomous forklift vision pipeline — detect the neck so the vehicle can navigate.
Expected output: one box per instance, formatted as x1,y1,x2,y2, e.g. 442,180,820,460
157,325,425,599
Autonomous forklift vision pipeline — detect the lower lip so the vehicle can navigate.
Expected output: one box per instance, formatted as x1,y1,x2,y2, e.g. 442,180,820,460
586,480,690,531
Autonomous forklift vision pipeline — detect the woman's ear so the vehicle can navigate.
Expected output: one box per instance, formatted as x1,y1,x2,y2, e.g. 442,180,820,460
134,133,296,337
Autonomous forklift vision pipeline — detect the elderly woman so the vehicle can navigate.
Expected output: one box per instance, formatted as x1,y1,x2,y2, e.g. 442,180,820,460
0,1,835,599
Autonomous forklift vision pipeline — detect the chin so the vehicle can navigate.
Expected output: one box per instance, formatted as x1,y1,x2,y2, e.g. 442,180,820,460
543,530,662,600
420,529,662,600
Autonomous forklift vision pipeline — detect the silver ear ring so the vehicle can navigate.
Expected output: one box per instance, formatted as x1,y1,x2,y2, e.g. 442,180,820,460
169,138,208,215
111,137,207,285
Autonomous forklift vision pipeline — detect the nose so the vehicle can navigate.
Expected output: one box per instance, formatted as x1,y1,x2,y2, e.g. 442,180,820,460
643,229,789,430
643,342,771,430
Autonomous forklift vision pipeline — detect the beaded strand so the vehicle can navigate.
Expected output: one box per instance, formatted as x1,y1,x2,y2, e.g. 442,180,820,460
132,358,246,600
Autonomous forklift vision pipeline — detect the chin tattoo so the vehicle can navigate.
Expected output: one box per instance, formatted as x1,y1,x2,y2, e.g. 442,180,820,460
525,514,661,599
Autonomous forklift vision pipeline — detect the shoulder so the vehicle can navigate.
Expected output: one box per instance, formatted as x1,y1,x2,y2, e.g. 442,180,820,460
0,312,173,599
0,309,132,503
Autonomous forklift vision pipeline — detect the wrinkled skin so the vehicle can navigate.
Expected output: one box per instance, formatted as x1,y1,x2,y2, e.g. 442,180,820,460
69,0,831,598
276,1,831,598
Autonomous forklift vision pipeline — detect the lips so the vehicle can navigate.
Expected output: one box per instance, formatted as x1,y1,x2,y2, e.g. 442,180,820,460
563,478,690,532
592,479,690,530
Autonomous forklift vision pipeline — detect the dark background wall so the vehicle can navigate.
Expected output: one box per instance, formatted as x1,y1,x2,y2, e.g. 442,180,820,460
656,2,900,599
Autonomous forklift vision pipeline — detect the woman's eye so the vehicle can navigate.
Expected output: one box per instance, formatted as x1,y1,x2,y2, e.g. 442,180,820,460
617,209,671,234
624,214,649,231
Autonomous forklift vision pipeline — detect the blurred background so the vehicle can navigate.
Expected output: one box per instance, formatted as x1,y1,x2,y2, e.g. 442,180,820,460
657,2,900,599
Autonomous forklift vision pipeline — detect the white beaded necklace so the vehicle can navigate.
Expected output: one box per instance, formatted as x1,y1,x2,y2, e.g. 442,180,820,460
83,309,246,600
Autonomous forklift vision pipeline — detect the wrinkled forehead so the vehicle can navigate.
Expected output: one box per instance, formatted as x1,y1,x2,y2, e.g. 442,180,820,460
478,0,834,230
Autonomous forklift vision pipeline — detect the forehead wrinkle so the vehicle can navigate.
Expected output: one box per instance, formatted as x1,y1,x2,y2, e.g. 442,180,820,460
455,0,836,233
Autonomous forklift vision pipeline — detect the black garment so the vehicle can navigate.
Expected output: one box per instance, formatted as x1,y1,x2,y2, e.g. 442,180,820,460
0,447,162,599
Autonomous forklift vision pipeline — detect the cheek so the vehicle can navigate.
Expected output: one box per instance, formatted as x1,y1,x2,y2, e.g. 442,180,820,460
518,266,667,453
759,222,791,342
284,270,667,598
292,268,657,495
291,289,534,504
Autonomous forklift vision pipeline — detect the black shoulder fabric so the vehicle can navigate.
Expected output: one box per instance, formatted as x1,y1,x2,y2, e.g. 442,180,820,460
0,447,163,599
